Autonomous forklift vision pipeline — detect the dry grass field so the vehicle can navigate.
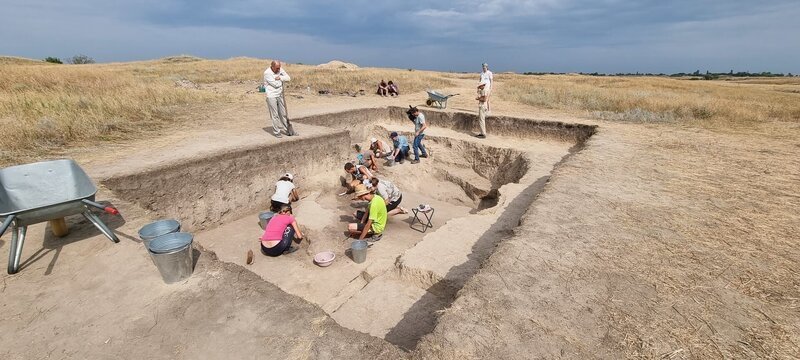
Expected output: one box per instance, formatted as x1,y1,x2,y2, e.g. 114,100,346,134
0,56,452,165
495,74,800,130
3,56,799,166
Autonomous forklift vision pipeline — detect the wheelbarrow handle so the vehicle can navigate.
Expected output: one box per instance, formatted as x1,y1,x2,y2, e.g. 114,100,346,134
0,215,16,239
82,199,120,215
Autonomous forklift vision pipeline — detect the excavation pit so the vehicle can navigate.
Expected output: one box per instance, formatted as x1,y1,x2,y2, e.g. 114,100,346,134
103,107,595,350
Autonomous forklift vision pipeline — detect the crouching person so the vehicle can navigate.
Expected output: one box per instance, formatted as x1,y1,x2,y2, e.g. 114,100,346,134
260,205,303,256
348,184,387,242
389,131,410,164
344,162,373,191
371,177,407,216
271,172,299,212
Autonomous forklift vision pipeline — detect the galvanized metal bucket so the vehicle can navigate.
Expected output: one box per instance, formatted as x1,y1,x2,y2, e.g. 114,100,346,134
258,211,274,230
148,232,194,284
138,219,181,250
351,240,368,264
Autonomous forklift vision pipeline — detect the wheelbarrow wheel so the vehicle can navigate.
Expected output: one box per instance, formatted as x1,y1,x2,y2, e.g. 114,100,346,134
426,99,433,106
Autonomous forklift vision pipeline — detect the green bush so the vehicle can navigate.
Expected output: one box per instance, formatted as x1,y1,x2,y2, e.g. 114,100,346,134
44,57,62,64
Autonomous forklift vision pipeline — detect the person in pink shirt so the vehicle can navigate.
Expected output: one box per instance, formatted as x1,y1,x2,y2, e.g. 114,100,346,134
260,205,304,256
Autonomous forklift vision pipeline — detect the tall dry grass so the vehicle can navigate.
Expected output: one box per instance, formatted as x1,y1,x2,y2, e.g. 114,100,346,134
0,56,453,165
496,74,800,129
114,56,453,93
0,62,219,164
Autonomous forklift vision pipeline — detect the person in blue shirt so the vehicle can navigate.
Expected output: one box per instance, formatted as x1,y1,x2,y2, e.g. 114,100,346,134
389,131,410,164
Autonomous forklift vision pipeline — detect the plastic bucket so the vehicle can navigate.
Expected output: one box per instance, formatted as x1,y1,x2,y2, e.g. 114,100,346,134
258,211,275,230
138,219,181,249
351,240,368,264
148,232,194,284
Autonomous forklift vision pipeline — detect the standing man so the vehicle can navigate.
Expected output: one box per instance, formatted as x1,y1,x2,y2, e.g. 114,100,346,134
264,60,295,137
407,106,428,164
480,63,494,112
476,80,488,138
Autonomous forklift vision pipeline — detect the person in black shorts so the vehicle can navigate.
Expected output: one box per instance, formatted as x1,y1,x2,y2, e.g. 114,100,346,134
370,177,407,216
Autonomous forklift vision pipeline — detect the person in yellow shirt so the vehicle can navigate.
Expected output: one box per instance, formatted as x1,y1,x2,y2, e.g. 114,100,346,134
347,184,387,242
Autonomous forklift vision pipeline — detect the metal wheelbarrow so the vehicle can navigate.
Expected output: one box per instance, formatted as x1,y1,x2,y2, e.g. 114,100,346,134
425,90,459,109
0,159,120,274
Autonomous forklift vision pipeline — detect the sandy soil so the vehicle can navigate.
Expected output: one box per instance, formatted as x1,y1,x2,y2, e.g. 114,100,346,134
1,76,798,359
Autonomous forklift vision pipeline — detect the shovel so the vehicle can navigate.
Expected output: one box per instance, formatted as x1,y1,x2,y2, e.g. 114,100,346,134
282,93,297,136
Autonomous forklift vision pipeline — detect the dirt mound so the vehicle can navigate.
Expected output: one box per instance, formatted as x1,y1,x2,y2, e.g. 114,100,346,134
317,60,359,70
159,55,203,63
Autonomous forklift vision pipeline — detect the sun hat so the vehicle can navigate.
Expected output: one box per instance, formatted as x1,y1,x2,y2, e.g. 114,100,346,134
353,184,371,197
370,137,377,143
284,172,294,181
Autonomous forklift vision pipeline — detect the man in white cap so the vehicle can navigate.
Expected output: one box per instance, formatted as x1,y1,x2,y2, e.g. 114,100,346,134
271,172,300,212
480,63,494,112
369,136,392,159
476,80,489,138
264,60,296,138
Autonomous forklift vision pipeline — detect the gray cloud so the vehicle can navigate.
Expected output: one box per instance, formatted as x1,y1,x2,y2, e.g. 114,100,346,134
0,0,797,73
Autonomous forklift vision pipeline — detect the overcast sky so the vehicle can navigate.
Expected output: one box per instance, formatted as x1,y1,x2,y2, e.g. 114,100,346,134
1,0,798,73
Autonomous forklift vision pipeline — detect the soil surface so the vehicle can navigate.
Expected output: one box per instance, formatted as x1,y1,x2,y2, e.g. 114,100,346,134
1,77,798,359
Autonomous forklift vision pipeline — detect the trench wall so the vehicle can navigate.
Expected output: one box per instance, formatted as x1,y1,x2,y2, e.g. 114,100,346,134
385,107,596,143
103,131,351,232
293,107,597,144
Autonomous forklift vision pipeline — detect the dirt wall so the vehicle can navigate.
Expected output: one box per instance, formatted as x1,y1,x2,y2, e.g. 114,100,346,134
427,136,529,189
103,132,351,231
293,107,596,145
386,107,596,143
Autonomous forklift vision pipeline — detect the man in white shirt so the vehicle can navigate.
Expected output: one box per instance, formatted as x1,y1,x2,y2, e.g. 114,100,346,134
480,63,494,112
476,80,489,138
264,60,295,137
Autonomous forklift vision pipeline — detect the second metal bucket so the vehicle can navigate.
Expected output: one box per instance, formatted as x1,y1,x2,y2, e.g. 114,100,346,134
351,240,368,264
258,211,274,230
138,219,181,250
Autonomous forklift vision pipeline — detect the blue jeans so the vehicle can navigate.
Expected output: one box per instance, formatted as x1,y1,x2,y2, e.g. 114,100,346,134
394,146,409,162
413,134,427,160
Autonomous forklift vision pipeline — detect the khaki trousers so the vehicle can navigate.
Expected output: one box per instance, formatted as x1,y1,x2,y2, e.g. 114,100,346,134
267,95,289,135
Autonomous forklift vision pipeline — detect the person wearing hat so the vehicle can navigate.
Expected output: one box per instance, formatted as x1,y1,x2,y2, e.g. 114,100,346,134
348,184,387,242
271,172,299,212
476,80,489,138
389,131,410,164
480,63,494,112
369,137,392,159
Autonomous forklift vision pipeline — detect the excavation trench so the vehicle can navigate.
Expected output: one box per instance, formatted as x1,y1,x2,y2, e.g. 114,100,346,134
103,107,595,351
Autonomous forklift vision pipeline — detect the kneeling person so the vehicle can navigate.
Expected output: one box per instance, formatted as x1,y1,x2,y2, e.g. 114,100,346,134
371,177,407,216
260,205,304,256
348,184,387,242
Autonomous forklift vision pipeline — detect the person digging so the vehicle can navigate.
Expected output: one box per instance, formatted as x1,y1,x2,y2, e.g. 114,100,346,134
347,184,386,242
